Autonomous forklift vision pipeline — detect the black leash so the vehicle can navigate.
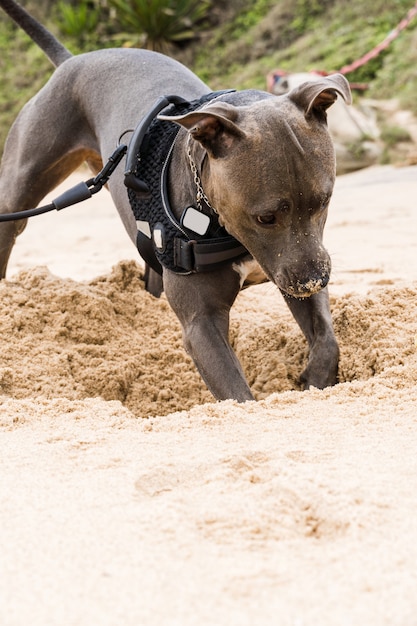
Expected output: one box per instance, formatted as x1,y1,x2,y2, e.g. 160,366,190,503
0,144,127,222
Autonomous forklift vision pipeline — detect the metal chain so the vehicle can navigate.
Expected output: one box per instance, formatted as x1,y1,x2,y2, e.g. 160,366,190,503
186,136,218,214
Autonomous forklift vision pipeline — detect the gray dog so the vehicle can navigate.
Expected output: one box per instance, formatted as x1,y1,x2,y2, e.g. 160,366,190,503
0,0,351,402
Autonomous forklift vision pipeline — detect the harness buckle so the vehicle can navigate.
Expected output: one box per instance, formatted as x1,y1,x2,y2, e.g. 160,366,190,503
174,238,195,272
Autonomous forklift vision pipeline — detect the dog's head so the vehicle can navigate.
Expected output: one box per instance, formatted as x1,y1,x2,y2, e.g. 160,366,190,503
160,74,351,297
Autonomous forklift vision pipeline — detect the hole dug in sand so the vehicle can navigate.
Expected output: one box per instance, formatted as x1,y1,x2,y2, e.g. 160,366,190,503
0,260,415,417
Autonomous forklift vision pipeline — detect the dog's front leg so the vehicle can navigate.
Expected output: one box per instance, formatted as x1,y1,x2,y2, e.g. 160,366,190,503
281,287,339,389
163,267,254,402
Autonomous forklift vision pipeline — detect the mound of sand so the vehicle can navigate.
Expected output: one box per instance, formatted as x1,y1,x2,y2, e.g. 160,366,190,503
1,164,417,625
0,261,415,419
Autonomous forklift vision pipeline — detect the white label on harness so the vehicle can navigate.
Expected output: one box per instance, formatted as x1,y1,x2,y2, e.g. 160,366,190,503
153,228,164,250
181,207,210,236
137,220,151,239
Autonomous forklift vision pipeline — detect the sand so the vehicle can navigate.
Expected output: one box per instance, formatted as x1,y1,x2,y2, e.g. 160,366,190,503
1,164,417,625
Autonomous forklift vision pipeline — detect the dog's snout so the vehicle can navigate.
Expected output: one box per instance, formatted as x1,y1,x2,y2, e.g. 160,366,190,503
276,260,331,298
289,272,330,297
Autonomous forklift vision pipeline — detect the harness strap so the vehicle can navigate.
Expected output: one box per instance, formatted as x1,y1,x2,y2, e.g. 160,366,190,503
174,236,248,273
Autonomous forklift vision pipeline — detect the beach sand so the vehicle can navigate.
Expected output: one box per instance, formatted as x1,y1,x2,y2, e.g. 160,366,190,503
1,164,417,626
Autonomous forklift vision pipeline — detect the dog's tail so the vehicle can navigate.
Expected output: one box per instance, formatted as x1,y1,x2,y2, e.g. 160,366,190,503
0,0,72,67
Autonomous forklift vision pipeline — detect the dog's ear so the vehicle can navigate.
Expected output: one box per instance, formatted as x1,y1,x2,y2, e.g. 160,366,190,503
159,102,246,158
288,73,352,120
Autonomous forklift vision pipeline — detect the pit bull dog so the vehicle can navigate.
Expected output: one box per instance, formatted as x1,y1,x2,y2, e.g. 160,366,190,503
0,0,351,402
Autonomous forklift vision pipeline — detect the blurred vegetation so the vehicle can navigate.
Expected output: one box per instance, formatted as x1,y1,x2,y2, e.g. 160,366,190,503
0,0,417,151
191,0,417,108
56,1,101,44
106,0,210,52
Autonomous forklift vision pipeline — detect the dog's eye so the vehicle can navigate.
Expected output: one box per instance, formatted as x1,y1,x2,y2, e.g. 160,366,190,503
256,200,291,226
256,213,276,225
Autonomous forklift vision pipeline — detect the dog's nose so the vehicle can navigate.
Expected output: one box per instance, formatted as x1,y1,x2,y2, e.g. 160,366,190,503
296,273,330,296
278,266,330,298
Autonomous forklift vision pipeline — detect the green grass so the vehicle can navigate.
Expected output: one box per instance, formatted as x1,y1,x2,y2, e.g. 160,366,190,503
0,0,416,151
0,21,53,146
193,0,417,99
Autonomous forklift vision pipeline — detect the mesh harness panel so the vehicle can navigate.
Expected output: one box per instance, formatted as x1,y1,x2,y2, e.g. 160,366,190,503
125,92,248,275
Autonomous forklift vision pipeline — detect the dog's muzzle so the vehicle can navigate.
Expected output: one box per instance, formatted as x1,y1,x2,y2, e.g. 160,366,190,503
276,262,331,298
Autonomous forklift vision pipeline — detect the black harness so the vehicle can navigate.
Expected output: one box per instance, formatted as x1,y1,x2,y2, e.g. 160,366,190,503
124,92,249,275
